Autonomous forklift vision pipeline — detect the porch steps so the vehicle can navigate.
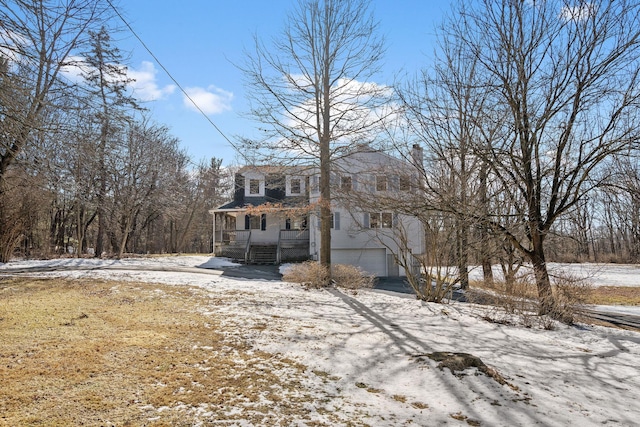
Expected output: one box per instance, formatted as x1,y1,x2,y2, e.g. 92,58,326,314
249,244,277,265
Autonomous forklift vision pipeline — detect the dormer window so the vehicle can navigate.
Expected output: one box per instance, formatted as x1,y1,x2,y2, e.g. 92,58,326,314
287,176,305,196
249,179,260,195
290,178,301,194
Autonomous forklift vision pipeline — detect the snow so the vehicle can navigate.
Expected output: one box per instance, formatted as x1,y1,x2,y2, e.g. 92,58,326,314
2,256,639,426
469,262,640,287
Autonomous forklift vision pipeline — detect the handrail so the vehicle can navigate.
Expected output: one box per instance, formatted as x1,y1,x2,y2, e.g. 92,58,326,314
244,231,252,263
277,231,282,264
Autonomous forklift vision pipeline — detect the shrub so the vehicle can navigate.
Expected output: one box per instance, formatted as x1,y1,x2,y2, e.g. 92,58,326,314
282,261,330,289
332,264,375,294
470,270,593,327
548,272,593,325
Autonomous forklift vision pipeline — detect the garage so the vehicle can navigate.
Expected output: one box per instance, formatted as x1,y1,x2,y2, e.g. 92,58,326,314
332,248,387,277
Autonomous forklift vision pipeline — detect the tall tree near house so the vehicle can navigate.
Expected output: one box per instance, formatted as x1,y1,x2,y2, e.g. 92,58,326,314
0,0,109,262
79,26,139,258
240,0,387,276
423,0,640,315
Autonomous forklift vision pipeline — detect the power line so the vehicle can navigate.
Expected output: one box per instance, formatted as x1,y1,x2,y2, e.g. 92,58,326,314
105,0,237,150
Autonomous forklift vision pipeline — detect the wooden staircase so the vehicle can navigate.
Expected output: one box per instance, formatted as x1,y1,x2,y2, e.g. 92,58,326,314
248,244,277,264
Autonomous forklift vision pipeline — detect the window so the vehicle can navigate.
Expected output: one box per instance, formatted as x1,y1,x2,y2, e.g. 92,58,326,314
381,212,393,228
245,214,265,230
341,176,352,191
286,216,307,230
290,178,301,194
376,175,387,191
400,175,411,191
369,212,380,229
368,212,393,229
317,212,340,230
249,179,260,195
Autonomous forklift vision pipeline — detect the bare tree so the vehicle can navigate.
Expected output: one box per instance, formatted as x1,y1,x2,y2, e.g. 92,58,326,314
240,0,387,275
407,0,640,315
0,0,110,262
79,25,139,257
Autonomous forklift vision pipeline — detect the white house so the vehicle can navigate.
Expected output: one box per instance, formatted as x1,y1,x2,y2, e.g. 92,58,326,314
210,145,425,277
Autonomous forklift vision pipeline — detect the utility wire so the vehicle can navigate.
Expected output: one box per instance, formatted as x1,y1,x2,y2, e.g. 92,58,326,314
105,0,237,150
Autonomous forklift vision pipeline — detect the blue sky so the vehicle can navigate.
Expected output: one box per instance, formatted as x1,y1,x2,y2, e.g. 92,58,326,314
115,1,451,166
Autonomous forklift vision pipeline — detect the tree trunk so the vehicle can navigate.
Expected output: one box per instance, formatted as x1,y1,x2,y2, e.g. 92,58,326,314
456,217,469,289
530,229,554,315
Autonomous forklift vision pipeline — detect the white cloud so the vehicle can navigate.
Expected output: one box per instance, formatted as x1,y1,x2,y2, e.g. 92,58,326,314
560,3,596,21
128,61,176,101
183,85,234,115
59,59,175,102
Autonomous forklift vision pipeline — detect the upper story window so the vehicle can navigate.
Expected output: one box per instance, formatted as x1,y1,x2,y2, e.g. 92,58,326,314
376,175,388,191
341,176,352,191
249,179,260,195
290,178,301,194
369,212,393,229
400,175,411,191
286,176,305,196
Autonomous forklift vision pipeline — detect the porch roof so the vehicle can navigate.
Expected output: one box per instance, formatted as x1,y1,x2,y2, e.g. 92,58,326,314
212,196,307,213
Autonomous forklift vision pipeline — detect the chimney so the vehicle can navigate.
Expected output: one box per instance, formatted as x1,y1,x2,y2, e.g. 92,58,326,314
411,144,425,188
411,144,424,172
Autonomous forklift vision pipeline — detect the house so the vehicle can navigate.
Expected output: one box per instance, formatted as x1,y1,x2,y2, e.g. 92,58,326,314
210,145,425,277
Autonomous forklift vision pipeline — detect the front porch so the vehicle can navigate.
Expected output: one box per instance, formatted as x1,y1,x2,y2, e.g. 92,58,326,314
214,228,310,264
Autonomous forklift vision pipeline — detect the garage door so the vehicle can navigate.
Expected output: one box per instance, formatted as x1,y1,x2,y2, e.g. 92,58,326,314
332,248,387,277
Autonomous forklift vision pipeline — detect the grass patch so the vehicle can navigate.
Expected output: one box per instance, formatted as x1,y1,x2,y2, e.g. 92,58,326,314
470,281,640,307
585,286,640,306
0,277,346,426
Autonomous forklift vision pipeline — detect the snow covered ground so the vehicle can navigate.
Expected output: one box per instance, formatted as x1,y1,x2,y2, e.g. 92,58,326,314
1,256,639,426
469,262,640,288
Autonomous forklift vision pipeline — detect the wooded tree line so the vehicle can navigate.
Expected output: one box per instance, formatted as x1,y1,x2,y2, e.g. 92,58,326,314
391,0,640,313
0,0,230,262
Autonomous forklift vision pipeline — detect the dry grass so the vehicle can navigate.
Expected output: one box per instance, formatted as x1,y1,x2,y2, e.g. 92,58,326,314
470,280,640,307
584,286,640,306
0,277,345,426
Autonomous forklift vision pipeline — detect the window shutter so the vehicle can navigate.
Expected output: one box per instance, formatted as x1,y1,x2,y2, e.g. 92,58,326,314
244,215,250,230
285,218,291,230
334,212,340,230
261,214,267,231
363,213,370,228
393,213,399,227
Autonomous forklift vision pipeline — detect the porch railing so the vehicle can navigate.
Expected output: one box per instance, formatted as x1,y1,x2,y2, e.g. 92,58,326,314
216,228,309,263
215,229,251,261
278,229,310,263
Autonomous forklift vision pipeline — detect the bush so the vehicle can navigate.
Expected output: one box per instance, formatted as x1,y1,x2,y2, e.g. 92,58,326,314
470,271,593,327
332,264,375,294
282,261,330,289
548,273,593,325
281,262,375,292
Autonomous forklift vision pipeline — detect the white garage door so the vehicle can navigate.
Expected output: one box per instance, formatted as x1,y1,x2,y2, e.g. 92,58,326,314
332,248,387,277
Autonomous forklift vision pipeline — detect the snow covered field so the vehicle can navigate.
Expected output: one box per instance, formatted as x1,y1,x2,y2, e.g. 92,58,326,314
469,262,640,287
1,256,639,426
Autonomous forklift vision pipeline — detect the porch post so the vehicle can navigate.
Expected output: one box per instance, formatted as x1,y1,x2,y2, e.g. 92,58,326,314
212,211,216,255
